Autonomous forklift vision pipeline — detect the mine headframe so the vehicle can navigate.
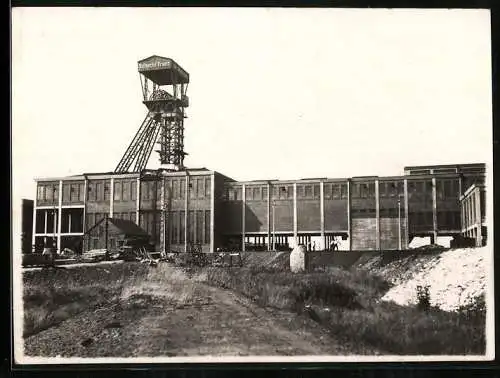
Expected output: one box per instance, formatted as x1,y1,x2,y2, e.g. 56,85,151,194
115,56,190,174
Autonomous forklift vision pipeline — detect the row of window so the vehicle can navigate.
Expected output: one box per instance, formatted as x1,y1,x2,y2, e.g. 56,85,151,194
141,177,211,201
225,184,336,201
38,177,212,203
223,182,412,201
37,184,60,202
38,177,464,203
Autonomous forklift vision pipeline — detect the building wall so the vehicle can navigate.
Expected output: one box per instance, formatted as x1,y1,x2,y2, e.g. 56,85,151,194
244,184,269,233
22,199,34,254
296,183,320,232
323,181,348,232
32,163,486,253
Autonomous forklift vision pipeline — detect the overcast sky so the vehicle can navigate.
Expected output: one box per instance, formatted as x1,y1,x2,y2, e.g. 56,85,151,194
12,8,492,223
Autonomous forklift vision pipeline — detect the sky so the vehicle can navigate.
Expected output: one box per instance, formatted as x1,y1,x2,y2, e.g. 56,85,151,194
11,7,492,236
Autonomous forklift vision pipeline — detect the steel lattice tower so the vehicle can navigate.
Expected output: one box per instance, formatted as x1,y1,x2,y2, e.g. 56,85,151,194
115,56,189,173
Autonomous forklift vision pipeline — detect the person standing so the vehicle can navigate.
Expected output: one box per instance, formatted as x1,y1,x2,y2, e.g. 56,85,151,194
333,238,339,251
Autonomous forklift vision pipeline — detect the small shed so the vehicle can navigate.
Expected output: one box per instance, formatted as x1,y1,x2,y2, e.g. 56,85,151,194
83,217,151,254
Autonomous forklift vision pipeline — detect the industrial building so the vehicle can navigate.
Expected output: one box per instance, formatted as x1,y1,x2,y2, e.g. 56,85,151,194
29,56,487,254
22,199,34,254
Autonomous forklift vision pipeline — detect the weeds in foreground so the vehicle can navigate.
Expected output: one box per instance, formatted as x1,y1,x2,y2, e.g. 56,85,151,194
204,266,486,355
23,263,150,337
416,285,431,312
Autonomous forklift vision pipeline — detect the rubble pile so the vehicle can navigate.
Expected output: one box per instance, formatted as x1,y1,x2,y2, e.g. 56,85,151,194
381,247,490,311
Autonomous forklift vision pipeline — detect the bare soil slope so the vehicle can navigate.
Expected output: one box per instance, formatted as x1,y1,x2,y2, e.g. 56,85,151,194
23,264,357,357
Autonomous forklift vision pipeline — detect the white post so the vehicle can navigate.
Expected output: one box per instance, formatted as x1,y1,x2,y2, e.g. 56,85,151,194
320,181,325,250
160,176,166,254
432,177,438,243
267,182,271,251
404,179,409,249
475,188,482,247
32,190,37,252
293,183,298,247
57,180,63,254
83,177,88,233
242,184,246,252
398,196,402,250
210,173,215,253
184,172,189,253
347,180,352,251
375,180,380,250
272,200,276,251
109,178,114,218
136,177,141,224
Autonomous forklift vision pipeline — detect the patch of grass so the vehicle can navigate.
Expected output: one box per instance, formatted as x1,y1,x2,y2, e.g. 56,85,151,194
321,301,485,355
206,267,363,311
203,265,486,355
23,263,150,337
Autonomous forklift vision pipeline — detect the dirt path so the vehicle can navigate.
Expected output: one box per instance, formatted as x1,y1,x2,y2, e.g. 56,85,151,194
24,267,360,357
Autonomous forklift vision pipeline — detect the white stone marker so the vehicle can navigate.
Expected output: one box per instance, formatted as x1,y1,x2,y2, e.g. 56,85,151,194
290,244,308,273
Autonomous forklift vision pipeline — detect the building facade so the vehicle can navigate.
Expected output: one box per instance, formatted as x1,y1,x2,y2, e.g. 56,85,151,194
460,183,486,247
31,163,486,253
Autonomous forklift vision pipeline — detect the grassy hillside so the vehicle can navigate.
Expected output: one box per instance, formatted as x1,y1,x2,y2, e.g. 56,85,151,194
22,264,150,337
202,256,486,355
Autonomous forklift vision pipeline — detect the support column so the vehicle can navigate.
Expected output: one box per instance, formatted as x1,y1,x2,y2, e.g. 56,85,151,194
432,177,438,243
32,193,37,251
185,173,189,253
57,180,63,253
109,178,114,218
83,177,88,234
293,183,298,247
242,184,246,252
475,189,482,246
347,179,352,251
160,176,166,254
210,173,215,253
375,180,380,250
404,179,409,249
267,182,271,251
136,177,141,225
468,198,473,234
320,181,325,250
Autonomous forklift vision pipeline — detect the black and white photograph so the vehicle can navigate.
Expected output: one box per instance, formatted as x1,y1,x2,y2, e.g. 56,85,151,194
11,7,494,364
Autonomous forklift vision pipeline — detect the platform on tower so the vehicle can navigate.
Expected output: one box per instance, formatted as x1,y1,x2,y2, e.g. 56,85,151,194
138,55,189,85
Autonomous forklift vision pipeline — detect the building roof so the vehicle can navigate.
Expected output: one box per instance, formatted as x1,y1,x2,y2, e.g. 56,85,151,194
108,218,149,237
